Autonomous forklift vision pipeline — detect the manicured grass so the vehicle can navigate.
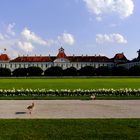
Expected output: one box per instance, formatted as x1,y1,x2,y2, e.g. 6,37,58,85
0,96,90,100
0,119,140,140
1,96,140,100
96,96,140,100
0,78,140,89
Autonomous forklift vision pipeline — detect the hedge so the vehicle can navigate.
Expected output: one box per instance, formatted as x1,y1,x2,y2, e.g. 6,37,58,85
0,88,140,96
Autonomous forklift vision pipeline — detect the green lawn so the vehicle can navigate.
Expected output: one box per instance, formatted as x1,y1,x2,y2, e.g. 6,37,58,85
0,77,140,89
1,96,140,100
0,96,90,100
0,119,140,140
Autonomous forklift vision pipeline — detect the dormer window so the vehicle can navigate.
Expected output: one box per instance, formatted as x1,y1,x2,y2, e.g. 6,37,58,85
59,47,64,52
54,58,70,63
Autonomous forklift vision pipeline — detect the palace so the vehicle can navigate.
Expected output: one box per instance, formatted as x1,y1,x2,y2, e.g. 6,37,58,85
0,47,139,72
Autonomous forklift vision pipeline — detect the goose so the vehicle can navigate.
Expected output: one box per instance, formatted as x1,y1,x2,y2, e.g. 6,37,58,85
27,102,35,114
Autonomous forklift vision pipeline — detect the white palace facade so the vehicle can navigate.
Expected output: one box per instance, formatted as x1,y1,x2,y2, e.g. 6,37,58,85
0,47,137,72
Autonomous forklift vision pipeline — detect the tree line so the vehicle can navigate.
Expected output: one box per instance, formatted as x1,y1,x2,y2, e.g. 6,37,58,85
0,65,140,77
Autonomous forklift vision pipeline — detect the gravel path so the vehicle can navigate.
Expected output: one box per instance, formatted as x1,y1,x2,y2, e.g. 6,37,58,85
0,100,140,119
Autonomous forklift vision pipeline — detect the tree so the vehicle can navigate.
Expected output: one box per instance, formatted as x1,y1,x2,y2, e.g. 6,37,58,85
63,67,77,76
44,66,63,76
95,66,111,76
0,68,11,76
27,67,43,76
129,65,140,76
111,66,129,76
78,66,95,76
12,68,27,76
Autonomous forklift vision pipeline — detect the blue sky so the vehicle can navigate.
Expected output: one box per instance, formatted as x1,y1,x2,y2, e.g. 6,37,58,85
0,0,139,59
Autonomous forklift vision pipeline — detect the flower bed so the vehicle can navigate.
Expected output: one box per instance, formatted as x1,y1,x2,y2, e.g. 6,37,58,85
0,88,140,96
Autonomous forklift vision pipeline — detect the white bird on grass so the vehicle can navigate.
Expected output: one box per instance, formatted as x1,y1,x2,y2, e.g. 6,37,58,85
90,95,96,100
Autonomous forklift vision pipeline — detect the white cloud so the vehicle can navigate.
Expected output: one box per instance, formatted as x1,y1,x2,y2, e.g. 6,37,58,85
116,0,134,18
21,28,76,47
96,33,127,44
0,38,21,58
0,33,4,40
6,23,15,36
17,41,34,52
58,33,75,45
0,24,76,57
96,16,102,21
83,0,134,19
21,28,48,46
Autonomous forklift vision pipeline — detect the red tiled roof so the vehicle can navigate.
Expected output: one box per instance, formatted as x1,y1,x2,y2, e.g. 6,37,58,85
56,47,111,62
10,56,52,62
57,52,67,58
9,46,114,63
67,56,112,62
10,55,112,63
56,47,67,58
0,54,10,61
114,53,127,60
